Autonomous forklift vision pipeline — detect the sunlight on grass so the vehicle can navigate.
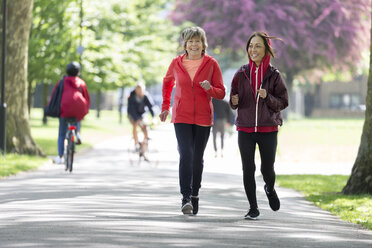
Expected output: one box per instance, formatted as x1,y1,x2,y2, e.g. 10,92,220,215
29,108,130,156
0,154,48,178
1,108,130,175
276,175,372,230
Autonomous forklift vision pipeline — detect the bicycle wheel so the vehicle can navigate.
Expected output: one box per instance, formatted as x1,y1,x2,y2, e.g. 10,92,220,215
67,138,74,172
64,137,69,171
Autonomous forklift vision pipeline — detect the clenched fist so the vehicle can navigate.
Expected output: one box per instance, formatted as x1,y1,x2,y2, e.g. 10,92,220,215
199,80,211,90
258,89,267,99
231,94,239,106
159,110,169,122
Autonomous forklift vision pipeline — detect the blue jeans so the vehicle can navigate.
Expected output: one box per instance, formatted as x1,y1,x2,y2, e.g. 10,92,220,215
174,123,211,199
58,117,80,156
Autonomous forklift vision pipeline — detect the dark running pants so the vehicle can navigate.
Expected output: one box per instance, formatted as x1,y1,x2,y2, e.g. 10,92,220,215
174,123,211,199
238,131,278,209
212,119,227,152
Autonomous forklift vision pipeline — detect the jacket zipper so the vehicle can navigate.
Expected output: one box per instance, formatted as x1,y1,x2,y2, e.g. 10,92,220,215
192,81,196,122
255,67,259,133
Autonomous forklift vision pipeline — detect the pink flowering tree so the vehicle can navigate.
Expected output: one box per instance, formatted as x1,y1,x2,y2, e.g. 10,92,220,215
170,0,371,90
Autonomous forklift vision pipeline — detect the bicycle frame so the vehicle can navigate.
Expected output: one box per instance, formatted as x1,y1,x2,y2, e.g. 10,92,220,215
64,118,77,172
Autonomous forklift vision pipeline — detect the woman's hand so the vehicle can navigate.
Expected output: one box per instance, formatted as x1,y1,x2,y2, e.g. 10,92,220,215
231,94,239,106
258,89,267,99
159,110,169,122
199,80,211,90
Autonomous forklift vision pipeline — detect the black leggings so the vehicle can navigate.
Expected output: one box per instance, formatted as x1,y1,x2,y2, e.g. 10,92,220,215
174,123,211,198
238,131,278,209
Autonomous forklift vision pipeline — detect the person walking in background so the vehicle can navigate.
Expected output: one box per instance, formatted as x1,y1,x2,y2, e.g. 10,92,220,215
159,26,225,215
212,98,233,158
229,31,288,220
53,62,90,164
127,83,154,150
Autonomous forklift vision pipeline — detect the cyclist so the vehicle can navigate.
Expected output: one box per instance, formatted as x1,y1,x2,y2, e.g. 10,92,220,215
127,83,154,151
52,62,90,164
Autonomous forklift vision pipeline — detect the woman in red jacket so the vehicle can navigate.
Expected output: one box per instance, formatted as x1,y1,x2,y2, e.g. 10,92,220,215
159,26,225,215
230,32,288,220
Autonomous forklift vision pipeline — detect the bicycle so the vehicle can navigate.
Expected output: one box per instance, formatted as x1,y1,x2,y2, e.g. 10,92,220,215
64,117,78,172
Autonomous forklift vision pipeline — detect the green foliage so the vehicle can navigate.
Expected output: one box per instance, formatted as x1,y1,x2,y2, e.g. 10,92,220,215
81,0,179,90
28,0,80,87
29,0,180,100
276,175,372,230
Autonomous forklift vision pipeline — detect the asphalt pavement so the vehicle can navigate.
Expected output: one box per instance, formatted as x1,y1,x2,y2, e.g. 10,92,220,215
0,123,371,248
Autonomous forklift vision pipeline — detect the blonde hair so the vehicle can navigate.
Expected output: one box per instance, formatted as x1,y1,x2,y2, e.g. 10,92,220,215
181,26,208,55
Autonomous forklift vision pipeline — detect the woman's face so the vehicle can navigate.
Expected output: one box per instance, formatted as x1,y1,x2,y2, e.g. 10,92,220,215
248,36,266,66
185,36,203,59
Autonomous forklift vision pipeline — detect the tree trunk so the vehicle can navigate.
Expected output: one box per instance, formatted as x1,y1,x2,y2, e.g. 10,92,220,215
0,0,43,155
96,89,101,119
342,17,372,194
118,86,124,123
282,72,293,120
42,82,47,125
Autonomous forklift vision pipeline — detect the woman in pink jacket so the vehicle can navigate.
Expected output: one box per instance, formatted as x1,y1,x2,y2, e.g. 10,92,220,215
159,27,225,215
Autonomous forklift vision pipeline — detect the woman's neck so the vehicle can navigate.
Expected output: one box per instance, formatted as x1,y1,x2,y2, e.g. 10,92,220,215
186,54,203,60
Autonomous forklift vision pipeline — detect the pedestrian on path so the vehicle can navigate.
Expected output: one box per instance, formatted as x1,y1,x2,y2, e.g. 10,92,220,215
159,26,225,215
229,31,288,220
212,98,233,158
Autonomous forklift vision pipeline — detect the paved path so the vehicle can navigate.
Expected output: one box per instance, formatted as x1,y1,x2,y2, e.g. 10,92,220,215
0,124,371,247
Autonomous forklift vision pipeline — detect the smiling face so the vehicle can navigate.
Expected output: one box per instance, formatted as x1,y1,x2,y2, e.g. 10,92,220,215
248,36,266,66
185,36,203,60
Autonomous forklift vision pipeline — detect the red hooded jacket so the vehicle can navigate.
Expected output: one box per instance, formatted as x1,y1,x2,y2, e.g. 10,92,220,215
50,76,90,121
162,54,225,126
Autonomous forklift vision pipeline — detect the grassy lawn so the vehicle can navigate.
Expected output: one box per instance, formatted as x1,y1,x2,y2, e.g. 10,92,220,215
277,118,364,164
1,108,130,178
276,175,372,231
30,108,131,156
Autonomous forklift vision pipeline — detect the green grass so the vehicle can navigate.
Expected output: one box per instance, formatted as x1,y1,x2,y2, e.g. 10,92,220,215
276,175,372,230
279,118,364,146
0,154,48,178
29,108,131,156
1,108,131,178
276,118,364,164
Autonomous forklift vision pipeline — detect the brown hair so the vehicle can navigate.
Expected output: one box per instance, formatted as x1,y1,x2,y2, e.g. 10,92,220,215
181,26,208,55
245,31,282,59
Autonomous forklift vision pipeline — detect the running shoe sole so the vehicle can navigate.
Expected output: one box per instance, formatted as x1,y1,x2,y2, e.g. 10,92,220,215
181,203,193,215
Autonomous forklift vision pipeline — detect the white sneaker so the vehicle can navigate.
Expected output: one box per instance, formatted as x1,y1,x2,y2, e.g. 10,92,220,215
76,132,82,145
54,156,64,164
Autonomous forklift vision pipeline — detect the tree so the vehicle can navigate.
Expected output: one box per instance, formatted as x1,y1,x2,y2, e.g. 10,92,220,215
28,0,79,114
81,0,179,118
0,0,43,155
170,0,370,93
343,15,372,195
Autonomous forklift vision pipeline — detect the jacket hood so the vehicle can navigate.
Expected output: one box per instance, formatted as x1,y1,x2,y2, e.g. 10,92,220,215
64,76,84,89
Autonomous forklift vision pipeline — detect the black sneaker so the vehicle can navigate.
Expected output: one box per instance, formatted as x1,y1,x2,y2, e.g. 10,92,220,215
244,208,260,220
181,198,193,215
191,196,199,215
264,185,280,211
